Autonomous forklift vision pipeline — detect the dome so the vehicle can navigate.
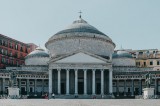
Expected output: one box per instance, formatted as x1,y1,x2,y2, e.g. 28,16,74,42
25,47,49,66
45,16,115,58
46,17,114,44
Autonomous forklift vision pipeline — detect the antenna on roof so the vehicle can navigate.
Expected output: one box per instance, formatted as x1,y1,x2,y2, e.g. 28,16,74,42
120,45,123,50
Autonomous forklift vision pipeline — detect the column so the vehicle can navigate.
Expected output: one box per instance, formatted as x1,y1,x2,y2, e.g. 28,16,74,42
124,79,126,96
83,69,87,95
109,68,113,94
101,69,104,95
18,79,21,95
26,79,29,96
49,69,52,98
116,79,119,96
57,69,61,95
74,69,78,95
155,78,157,95
42,79,44,95
139,79,142,95
34,79,37,95
2,78,5,95
92,69,96,95
66,69,70,95
131,79,134,96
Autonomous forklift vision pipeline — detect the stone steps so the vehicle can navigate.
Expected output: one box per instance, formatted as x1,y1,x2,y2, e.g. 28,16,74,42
54,95,114,99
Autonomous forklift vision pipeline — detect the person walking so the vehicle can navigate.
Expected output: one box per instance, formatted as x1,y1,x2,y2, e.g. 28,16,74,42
52,93,55,99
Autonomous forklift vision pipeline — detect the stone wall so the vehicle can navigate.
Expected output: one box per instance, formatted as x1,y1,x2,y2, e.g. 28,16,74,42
25,57,49,66
112,58,135,66
47,37,114,57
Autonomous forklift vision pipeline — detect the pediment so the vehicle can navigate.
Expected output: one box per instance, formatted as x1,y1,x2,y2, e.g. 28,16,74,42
54,52,107,63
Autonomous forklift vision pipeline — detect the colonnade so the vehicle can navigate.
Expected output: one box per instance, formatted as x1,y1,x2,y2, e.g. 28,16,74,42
49,68,113,96
0,78,45,95
115,79,158,96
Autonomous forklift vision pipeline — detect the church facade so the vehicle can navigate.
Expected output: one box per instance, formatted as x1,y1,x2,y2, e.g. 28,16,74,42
0,16,160,99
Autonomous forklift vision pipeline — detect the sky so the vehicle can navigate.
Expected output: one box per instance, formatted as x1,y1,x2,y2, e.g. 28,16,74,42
0,0,160,50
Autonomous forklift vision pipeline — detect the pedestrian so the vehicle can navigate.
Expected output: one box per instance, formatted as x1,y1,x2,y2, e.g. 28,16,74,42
52,93,55,99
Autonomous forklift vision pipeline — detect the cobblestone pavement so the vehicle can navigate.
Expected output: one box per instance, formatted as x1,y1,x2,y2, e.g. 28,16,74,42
0,99,160,106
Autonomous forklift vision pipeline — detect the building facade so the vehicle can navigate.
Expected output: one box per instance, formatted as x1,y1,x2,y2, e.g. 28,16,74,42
0,34,37,69
0,16,160,99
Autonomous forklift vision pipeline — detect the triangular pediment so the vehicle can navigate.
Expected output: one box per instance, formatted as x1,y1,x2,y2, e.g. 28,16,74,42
54,52,107,63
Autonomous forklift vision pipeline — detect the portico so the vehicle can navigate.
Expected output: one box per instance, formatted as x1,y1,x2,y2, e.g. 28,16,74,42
48,52,113,97
49,68,113,96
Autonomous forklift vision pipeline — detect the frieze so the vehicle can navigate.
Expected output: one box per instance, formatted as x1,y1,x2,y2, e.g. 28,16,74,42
49,63,111,69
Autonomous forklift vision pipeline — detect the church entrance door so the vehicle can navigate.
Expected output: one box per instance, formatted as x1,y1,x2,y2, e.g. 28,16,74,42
78,82,84,94
21,87,26,95
30,87,33,93
61,83,65,94
96,83,101,94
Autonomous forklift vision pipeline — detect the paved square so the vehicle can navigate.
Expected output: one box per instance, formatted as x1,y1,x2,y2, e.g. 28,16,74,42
0,99,160,106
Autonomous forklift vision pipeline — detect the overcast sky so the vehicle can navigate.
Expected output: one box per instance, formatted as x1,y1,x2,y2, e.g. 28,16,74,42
0,0,160,50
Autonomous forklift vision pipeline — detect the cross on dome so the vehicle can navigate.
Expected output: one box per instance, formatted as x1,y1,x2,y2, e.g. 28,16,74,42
78,10,82,18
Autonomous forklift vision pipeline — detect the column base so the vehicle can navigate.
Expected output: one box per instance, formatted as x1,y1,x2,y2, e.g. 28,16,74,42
66,93,70,95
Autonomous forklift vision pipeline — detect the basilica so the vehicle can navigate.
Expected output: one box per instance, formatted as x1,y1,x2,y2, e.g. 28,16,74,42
0,15,160,99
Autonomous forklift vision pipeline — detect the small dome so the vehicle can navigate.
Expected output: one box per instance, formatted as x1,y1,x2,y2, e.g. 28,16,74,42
112,49,135,66
25,47,49,66
25,47,49,59
113,50,133,58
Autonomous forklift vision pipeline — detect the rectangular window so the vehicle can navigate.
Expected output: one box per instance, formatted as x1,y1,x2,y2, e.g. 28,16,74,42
144,62,146,66
20,46,23,52
15,52,18,58
0,48,2,54
16,61,19,66
15,44,18,50
20,53,23,58
150,61,153,65
10,59,14,65
9,50,12,56
136,62,140,66
0,39,2,45
21,81,26,85
157,61,160,65
139,52,143,55
113,82,116,86
6,59,9,64
9,42,13,48
1,57,5,63
1,49,4,54
30,81,34,85
5,49,8,55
